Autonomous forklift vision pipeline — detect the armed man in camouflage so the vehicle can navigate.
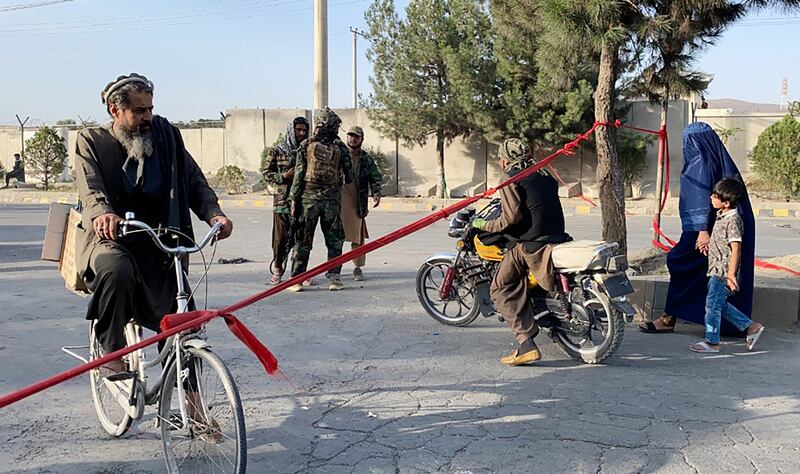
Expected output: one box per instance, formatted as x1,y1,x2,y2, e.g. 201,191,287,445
263,116,309,285
287,108,355,291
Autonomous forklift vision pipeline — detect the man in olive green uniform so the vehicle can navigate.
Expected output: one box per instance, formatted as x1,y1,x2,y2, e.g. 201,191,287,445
288,108,354,291
263,116,309,284
471,138,566,366
340,125,382,281
74,73,233,375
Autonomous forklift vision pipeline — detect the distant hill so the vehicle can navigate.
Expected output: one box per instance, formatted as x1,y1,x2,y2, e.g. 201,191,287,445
706,98,783,113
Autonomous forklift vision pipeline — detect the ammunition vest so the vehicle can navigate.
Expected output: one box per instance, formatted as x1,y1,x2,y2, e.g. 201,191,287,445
305,141,341,187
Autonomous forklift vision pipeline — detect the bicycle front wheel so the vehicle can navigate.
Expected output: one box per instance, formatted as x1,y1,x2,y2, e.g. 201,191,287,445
158,347,246,474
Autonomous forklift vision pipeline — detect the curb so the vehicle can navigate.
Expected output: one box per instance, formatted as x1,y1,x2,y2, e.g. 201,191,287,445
628,276,800,328
2,191,800,218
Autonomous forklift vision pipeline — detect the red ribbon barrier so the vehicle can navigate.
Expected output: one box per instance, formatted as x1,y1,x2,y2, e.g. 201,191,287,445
0,120,617,410
160,310,279,375
754,259,800,277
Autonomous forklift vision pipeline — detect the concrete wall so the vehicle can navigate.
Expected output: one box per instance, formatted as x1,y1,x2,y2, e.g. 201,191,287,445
199,128,225,174
0,129,21,172
224,109,265,171
8,101,785,196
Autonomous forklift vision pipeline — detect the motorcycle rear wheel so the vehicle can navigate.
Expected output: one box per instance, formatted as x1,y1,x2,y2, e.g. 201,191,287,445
416,257,480,327
552,287,624,364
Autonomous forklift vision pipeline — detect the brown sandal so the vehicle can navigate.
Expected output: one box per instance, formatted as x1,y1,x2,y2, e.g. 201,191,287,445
639,314,676,333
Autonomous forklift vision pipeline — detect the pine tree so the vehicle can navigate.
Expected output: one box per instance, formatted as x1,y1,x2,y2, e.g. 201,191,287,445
24,127,66,191
453,0,596,150
364,0,486,197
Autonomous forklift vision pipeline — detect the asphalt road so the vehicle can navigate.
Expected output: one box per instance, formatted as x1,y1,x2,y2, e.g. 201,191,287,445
1,204,799,473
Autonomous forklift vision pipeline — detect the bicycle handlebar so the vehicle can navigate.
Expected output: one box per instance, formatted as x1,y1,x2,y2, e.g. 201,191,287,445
119,212,221,256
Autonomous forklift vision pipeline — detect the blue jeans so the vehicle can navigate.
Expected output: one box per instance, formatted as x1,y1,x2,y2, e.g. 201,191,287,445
704,276,753,344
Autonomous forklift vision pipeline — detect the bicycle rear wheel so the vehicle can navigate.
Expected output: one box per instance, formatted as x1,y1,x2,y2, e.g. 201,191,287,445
88,322,137,437
158,347,246,474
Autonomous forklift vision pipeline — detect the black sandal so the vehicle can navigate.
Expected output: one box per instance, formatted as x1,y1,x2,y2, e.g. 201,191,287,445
639,314,676,333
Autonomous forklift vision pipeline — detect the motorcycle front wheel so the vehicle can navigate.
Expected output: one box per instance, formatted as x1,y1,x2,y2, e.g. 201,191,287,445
416,257,480,327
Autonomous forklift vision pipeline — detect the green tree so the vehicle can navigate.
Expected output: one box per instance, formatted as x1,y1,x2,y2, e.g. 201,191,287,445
55,118,76,125
454,0,596,148
750,115,800,197
714,126,742,146
617,130,655,188
216,165,246,194
25,127,66,190
365,0,486,197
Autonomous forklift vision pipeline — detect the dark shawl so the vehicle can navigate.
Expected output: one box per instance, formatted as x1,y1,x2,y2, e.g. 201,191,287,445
74,116,223,324
665,122,755,333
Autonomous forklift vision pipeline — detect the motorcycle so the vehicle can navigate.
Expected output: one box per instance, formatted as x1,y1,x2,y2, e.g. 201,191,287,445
415,199,636,364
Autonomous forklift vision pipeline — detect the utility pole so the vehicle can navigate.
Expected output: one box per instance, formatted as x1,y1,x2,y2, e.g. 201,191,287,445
314,0,328,111
350,27,366,109
15,114,29,158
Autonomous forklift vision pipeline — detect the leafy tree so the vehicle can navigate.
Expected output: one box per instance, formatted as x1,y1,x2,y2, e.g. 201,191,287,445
216,165,246,194
365,0,487,197
55,119,76,125
714,126,742,146
24,126,66,190
617,130,655,188
750,115,800,197
453,0,596,148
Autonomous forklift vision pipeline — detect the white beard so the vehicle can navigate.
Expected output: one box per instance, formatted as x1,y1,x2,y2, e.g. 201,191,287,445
113,121,154,161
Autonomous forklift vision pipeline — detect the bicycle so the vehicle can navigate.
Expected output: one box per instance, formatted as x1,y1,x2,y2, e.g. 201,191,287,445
62,212,246,473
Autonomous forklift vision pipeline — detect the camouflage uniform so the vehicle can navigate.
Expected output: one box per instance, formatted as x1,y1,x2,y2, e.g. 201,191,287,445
263,117,309,271
289,108,355,280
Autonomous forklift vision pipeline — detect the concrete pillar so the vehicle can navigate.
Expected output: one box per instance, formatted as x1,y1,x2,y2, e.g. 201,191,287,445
314,0,328,110
352,28,357,108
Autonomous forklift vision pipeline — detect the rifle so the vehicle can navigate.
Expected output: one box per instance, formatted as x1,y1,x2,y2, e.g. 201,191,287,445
281,199,302,270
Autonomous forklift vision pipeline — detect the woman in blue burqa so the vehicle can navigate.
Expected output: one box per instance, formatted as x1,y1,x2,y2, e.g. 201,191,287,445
639,122,755,334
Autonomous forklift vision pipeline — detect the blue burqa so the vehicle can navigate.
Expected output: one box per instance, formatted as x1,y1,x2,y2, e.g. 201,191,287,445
664,122,755,335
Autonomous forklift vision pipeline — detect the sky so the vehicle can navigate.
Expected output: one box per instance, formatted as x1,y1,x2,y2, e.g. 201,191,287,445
0,0,799,126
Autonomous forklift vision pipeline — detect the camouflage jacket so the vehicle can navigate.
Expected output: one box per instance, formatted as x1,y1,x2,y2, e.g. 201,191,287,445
263,145,296,213
350,148,383,219
290,137,354,203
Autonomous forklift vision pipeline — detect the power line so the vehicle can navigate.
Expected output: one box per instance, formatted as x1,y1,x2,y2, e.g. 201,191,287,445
0,0,307,33
0,0,366,37
0,0,74,13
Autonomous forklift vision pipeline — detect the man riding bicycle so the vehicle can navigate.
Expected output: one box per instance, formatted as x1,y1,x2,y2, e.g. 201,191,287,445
74,73,233,377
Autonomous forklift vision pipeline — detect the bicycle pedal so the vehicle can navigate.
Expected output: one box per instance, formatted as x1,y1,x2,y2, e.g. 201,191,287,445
103,370,135,382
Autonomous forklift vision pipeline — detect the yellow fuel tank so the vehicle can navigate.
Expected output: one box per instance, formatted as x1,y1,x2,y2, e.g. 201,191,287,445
473,236,538,288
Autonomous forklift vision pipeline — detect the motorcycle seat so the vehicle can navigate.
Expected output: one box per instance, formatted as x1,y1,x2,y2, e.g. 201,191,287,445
551,240,612,271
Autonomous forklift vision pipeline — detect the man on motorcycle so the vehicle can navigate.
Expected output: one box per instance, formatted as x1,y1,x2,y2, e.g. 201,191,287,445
471,138,567,366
